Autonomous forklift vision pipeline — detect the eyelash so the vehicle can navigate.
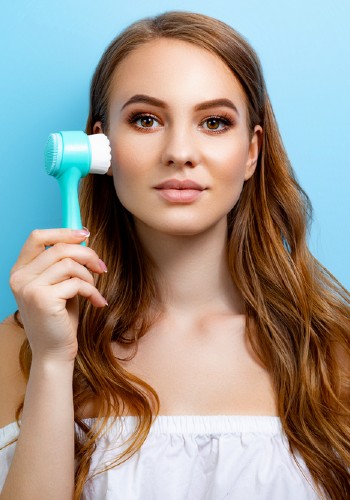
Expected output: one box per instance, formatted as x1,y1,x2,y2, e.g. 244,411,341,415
126,111,235,134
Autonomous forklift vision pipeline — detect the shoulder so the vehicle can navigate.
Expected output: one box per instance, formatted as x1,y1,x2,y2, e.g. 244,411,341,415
0,314,28,428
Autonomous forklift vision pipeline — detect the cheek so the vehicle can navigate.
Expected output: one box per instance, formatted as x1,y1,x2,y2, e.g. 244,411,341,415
108,136,157,208
111,133,160,174
110,137,144,185
206,141,250,212
208,140,250,184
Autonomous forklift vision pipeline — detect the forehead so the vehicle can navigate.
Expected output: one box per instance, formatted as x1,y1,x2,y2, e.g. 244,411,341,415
109,38,247,113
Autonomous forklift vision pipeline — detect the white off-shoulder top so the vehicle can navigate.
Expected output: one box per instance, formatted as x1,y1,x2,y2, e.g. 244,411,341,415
0,415,320,499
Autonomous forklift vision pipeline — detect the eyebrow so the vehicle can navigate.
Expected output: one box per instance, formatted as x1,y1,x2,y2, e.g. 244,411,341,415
120,94,240,115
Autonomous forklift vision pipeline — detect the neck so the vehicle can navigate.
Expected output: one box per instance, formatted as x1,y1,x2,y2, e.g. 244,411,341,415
135,218,244,319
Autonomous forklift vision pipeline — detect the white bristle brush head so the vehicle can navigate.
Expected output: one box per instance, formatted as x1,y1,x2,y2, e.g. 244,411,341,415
88,134,112,174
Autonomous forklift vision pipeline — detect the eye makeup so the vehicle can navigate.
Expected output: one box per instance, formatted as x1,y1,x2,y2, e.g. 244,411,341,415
201,113,235,133
126,110,235,134
126,112,161,130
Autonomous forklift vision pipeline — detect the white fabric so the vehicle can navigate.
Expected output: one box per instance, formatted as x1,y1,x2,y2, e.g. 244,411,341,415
0,415,320,499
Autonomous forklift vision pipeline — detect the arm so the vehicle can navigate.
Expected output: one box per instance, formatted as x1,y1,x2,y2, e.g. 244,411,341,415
1,352,75,500
1,228,107,499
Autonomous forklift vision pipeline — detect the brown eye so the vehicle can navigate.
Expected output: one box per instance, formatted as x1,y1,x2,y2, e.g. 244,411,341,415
206,118,220,130
202,116,233,133
127,112,162,131
140,116,154,127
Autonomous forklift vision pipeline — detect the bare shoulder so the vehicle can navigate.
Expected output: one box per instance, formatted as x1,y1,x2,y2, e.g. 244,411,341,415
0,314,28,428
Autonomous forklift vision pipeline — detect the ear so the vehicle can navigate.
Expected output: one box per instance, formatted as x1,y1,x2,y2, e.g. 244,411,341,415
92,121,113,176
244,125,262,181
93,121,103,134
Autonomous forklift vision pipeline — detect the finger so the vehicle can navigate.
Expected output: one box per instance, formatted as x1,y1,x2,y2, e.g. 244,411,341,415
18,243,104,280
13,228,90,269
34,258,96,287
50,278,107,308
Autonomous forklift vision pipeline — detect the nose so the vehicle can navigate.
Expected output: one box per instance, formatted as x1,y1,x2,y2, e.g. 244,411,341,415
160,125,201,168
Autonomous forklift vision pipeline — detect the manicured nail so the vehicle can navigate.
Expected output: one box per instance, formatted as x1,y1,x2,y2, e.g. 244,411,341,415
98,259,108,272
104,299,109,306
72,228,90,238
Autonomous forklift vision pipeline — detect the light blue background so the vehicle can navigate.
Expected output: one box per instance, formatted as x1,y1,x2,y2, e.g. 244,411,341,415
1,0,349,321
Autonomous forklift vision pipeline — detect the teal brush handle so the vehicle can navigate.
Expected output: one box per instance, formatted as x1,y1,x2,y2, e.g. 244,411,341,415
58,167,84,229
58,167,86,246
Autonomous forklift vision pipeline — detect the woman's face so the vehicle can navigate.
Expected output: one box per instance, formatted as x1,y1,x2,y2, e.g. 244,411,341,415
94,38,261,236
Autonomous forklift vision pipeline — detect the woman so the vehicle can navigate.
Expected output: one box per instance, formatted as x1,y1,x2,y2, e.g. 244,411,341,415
0,11,349,500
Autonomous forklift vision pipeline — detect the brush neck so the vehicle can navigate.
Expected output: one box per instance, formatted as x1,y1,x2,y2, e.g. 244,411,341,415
58,167,83,230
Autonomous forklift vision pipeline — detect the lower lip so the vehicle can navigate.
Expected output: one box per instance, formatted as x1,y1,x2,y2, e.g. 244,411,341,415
155,188,204,202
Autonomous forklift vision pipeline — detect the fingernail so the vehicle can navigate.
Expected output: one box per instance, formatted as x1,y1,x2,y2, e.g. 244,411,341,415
98,259,108,273
104,299,109,306
72,228,90,238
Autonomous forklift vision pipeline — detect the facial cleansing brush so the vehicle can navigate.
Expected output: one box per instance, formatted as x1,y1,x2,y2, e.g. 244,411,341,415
44,131,111,235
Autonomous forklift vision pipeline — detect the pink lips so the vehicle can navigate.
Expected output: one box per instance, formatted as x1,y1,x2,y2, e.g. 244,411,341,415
154,179,206,203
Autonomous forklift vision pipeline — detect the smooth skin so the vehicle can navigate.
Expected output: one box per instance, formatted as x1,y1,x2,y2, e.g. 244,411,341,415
103,39,260,237
1,39,271,499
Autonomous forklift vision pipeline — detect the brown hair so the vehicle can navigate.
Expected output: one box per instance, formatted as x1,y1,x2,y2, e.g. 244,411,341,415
9,11,350,499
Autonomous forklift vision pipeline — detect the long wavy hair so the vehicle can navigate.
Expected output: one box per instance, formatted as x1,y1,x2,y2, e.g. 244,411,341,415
8,11,350,499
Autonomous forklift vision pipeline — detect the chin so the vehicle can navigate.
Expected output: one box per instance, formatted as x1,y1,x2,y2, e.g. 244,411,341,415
135,216,225,238
162,227,207,237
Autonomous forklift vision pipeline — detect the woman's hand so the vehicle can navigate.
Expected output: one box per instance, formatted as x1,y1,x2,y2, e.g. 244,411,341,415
9,228,108,364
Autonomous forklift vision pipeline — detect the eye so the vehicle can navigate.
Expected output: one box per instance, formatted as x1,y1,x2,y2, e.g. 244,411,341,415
127,112,161,130
201,116,233,133
138,116,157,128
206,118,222,130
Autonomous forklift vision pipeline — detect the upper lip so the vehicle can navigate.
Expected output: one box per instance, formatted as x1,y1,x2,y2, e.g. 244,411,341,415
154,179,205,190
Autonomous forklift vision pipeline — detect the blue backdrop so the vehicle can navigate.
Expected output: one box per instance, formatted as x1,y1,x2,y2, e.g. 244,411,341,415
1,0,349,320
